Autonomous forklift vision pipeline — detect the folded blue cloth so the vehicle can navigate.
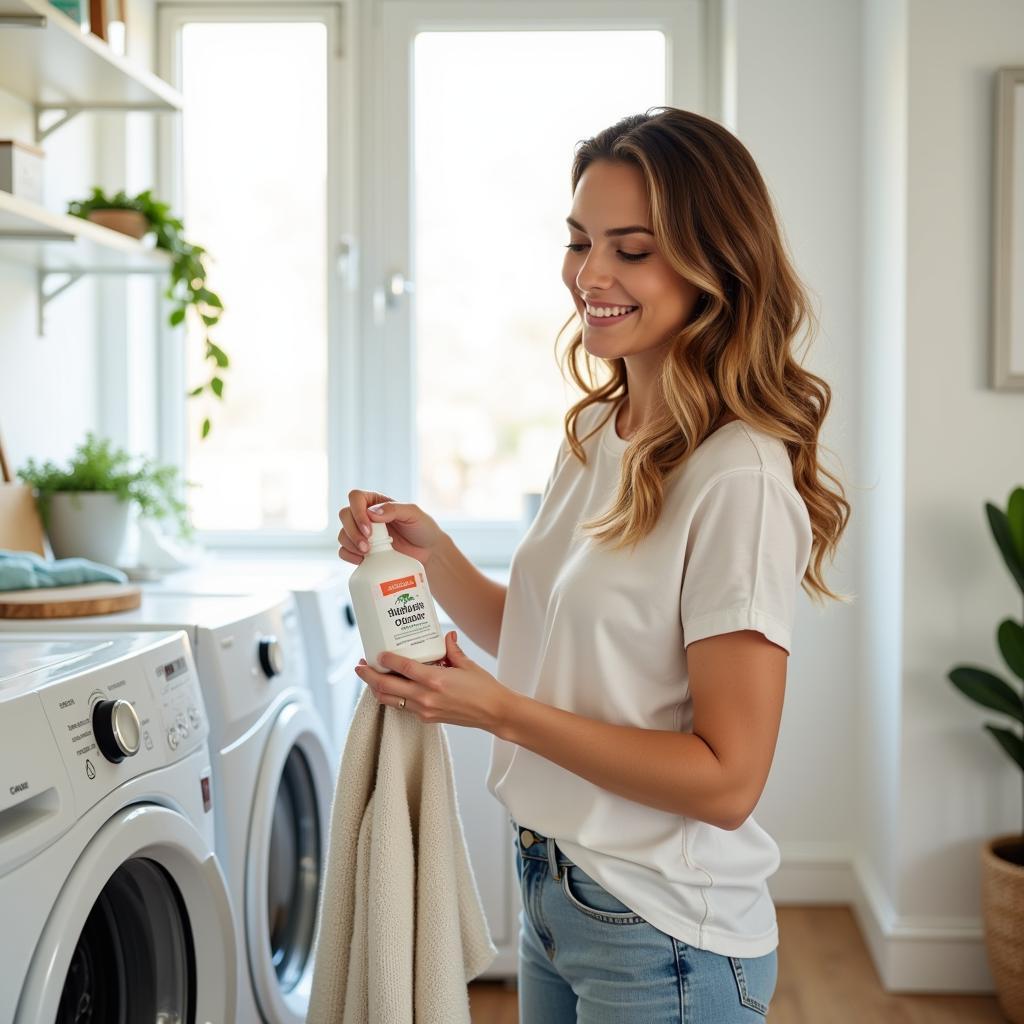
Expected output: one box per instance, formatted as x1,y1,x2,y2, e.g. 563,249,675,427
0,549,129,591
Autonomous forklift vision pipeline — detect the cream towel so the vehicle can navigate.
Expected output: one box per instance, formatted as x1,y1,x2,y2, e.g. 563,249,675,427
307,685,498,1024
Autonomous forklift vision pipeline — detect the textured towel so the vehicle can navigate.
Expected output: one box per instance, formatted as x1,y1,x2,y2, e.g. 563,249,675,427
0,549,128,591
307,685,497,1024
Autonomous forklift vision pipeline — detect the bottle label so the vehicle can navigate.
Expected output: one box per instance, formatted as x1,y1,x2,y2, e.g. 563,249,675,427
373,572,443,656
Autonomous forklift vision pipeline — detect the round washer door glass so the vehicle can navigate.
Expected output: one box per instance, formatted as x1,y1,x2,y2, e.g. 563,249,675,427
57,857,194,1023
267,745,322,990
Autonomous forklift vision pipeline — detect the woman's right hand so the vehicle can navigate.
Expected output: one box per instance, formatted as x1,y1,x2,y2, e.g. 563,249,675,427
337,490,445,567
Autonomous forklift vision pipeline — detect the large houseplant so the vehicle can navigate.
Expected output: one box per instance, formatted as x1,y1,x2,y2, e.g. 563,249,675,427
17,433,194,566
947,486,1024,1022
67,187,229,440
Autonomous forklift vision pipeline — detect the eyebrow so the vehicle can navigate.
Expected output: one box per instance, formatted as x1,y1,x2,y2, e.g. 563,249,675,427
565,216,655,238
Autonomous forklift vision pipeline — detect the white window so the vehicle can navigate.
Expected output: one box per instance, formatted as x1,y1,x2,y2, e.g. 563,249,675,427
372,1,703,565
158,5,343,547
159,1,706,561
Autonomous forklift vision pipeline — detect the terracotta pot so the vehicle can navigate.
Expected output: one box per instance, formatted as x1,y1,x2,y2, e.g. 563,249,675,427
86,209,150,239
981,833,1024,1023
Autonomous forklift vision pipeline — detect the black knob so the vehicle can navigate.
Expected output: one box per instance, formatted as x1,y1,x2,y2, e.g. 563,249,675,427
343,603,355,627
258,636,284,679
93,699,141,764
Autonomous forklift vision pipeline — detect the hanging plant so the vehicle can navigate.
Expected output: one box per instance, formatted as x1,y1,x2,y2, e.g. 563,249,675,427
68,186,229,440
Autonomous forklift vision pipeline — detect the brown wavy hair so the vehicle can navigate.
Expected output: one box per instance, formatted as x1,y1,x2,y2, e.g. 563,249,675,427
556,107,852,607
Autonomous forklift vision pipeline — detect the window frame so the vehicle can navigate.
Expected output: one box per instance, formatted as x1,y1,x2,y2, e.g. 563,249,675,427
156,0,718,563
156,0,352,551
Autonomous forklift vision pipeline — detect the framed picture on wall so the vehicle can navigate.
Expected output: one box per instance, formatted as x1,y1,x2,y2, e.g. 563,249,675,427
993,67,1024,390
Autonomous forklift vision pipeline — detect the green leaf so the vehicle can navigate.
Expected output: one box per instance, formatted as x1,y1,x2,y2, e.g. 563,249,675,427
984,725,1024,771
201,417,211,439
210,376,224,398
206,341,229,369
986,501,1024,594
201,314,219,327
169,307,186,327
188,384,204,397
999,619,1024,683
1009,487,1024,564
948,665,1024,723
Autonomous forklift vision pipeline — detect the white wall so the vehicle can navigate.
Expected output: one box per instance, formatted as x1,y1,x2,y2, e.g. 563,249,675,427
730,0,867,909
732,0,1023,995
0,86,99,468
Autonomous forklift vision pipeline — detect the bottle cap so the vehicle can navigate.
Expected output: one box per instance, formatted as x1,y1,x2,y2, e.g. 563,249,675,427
369,521,391,544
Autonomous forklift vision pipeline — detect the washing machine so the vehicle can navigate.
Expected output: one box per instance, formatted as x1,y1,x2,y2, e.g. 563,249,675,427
0,629,237,1023
0,590,334,1024
143,557,363,762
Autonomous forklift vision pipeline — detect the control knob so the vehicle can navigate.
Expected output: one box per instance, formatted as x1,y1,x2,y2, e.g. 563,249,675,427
93,699,141,764
258,636,284,679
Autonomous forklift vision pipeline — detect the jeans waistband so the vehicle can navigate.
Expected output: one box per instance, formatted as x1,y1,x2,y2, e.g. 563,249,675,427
511,818,574,867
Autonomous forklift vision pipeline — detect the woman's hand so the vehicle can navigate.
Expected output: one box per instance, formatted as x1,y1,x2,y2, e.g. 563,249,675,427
337,489,445,566
354,631,517,736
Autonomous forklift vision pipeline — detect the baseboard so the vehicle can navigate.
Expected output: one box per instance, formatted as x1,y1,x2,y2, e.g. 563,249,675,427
772,840,996,993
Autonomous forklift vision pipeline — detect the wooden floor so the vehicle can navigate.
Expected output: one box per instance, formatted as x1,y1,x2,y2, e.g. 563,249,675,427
467,906,1007,1023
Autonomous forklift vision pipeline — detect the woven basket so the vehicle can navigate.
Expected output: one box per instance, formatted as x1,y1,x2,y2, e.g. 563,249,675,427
981,834,1024,1023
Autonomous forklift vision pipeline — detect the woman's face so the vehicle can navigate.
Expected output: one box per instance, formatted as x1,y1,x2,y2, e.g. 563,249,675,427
561,159,701,361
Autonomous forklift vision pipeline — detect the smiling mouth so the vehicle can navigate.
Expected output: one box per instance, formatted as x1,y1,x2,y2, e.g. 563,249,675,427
584,306,638,325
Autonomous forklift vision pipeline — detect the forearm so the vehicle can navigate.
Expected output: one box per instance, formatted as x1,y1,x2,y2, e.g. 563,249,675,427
425,532,506,659
499,694,741,830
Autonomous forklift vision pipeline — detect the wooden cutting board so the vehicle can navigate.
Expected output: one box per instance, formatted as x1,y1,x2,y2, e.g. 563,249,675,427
0,582,142,619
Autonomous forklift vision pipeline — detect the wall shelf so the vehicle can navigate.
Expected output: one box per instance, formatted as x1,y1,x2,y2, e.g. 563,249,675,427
0,0,183,140
0,190,170,333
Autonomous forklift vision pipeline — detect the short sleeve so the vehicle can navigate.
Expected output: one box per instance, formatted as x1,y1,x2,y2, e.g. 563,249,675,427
680,470,813,654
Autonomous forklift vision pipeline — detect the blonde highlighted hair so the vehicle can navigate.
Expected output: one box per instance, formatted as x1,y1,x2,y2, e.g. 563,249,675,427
557,107,851,607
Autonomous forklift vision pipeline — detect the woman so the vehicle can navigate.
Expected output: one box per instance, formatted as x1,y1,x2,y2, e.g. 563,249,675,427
340,106,851,1023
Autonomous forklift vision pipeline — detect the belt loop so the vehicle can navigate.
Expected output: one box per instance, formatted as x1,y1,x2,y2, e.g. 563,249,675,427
546,836,561,881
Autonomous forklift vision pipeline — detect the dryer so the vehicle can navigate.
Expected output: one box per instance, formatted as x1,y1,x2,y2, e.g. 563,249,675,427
145,557,362,762
0,591,333,1024
0,630,237,1023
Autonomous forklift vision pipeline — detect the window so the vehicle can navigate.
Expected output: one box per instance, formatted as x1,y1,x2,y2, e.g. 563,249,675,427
169,19,329,533
412,31,667,525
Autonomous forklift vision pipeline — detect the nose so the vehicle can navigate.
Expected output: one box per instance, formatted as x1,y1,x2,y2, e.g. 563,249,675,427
574,245,616,296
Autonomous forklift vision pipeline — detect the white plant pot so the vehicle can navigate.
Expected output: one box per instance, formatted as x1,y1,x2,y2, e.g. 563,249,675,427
45,492,131,566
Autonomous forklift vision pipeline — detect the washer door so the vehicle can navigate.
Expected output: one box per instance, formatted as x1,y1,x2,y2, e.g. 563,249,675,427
17,804,237,1024
246,698,333,1024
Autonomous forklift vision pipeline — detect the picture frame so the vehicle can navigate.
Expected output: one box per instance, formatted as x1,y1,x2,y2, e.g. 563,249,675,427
992,67,1024,390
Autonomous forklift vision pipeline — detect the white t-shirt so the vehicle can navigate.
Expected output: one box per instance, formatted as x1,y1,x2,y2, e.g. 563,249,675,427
486,398,814,957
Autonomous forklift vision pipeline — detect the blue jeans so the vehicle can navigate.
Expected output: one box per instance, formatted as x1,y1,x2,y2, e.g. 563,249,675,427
511,819,778,1022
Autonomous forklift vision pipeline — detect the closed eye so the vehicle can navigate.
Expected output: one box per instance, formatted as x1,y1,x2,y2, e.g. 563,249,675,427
564,243,651,263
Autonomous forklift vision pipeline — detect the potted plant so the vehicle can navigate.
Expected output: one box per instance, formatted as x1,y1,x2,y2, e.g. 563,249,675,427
947,486,1024,1022
16,433,195,566
67,186,230,440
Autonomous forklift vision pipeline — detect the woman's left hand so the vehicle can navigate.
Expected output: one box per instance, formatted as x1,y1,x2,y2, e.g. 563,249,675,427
354,631,516,735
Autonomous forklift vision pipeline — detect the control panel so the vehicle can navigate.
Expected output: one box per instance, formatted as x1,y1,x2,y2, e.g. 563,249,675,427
35,635,207,815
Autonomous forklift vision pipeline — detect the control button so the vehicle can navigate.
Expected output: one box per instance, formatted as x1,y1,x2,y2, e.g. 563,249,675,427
167,728,179,750
258,636,284,679
143,730,153,751
188,707,201,730
92,699,141,764
85,759,96,780
175,714,189,738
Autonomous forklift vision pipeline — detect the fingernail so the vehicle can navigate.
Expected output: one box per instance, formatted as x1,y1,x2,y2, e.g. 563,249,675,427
361,523,371,536
368,504,383,514
359,540,368,552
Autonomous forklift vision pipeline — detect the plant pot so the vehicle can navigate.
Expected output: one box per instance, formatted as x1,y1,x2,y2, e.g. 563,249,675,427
45,492,131,566
981,833,1024,1022
86,209,150,239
